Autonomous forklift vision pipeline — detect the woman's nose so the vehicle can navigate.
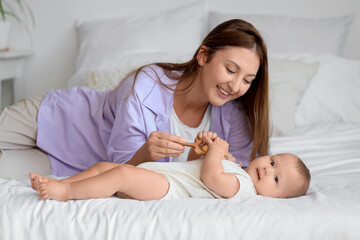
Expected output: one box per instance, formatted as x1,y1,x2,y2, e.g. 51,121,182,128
228,79,241,94
229,78,250,96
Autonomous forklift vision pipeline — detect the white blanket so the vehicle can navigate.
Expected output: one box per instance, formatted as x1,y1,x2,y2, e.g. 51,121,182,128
1,123,360,239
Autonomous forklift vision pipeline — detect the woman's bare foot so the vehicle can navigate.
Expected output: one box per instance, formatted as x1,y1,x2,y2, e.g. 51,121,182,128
37,178,70,202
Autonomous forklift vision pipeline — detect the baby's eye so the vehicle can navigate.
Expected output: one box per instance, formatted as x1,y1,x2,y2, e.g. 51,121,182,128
274,176,278,183
270,160,275,166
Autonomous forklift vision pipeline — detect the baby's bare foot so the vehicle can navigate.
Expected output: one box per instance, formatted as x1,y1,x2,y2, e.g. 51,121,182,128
29,173,42,190
29,173,36,190
37,178,70,202
29,173,53,191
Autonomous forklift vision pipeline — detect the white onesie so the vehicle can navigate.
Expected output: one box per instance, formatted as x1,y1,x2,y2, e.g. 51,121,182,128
137,159,257,199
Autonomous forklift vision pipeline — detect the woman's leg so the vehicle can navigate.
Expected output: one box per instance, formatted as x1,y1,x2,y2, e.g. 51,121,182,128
0,93,44,149
36,164,169,201
0,94,51,179
2,149,51,180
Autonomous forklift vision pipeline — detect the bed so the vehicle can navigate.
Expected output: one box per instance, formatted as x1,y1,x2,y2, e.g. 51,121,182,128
1,123,360,239
1,1,360,239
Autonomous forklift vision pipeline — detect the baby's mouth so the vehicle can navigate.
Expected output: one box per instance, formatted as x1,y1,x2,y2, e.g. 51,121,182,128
257,168,260,180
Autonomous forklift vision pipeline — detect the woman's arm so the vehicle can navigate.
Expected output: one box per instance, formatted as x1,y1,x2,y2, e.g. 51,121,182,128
200,136,240,198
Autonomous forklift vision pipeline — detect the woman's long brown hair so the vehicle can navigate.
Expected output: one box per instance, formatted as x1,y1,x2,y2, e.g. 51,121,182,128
128,19,269,161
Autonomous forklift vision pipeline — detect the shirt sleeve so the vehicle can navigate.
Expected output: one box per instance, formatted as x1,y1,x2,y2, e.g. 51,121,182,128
106,75,149,163
231,174,257,199
226,103,253,167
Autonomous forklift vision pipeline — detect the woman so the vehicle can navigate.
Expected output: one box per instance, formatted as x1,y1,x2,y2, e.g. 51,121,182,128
0,19,269,177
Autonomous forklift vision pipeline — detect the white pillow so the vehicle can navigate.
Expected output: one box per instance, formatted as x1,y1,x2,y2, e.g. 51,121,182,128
269,58,319,136
82,57,319,137
208,12,354,56
272,54,360,125
82,52,189,91
68,1,205,87
83,68,126,91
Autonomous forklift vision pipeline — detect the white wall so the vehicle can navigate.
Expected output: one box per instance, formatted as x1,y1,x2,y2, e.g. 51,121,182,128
7,0,360,100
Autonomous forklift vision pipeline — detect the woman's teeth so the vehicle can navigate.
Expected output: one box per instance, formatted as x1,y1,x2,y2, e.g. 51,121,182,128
217,86,230,96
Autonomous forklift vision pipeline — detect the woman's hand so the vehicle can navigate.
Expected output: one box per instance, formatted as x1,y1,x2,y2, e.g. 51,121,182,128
141,131,186,162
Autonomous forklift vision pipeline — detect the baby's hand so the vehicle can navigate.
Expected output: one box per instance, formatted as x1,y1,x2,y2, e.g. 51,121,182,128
195,131,217,151
225,152,237,163
196,131,217,142
202,136,229,157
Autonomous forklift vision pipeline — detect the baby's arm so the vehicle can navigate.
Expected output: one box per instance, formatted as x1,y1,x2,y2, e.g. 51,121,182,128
200,136,240,198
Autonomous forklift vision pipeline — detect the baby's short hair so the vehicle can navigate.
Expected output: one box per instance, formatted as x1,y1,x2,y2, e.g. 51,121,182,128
293,156,311,196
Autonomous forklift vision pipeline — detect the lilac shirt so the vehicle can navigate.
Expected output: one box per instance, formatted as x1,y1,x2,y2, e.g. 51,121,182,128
37,65,252,176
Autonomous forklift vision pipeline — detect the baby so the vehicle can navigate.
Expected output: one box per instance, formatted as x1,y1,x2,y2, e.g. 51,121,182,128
29,131,311,201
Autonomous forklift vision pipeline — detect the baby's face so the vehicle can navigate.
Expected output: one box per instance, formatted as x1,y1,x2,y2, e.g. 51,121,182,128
245,153,305,198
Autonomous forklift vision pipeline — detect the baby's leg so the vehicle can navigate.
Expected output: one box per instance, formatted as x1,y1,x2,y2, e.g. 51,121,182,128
29,161,121,190
37,164,169,201
60,161,122,183
113,166,169,201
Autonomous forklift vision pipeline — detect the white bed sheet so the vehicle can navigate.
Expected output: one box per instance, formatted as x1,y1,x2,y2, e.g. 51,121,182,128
1,123,360,239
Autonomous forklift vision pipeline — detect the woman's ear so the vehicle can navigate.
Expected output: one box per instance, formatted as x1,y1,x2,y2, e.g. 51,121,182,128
197,45,208,66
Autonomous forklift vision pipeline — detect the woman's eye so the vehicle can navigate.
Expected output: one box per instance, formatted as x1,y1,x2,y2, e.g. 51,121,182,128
274,176,278,183
226,67,235,74
270,160,275,166
243,79,251,84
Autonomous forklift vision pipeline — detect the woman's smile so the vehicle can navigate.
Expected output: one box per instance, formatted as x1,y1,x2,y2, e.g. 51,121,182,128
216,85,231,98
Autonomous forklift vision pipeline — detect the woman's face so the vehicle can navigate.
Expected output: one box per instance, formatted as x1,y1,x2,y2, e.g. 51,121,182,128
197,46,260,106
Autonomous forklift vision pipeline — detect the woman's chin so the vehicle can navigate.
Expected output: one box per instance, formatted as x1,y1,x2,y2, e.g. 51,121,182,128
209,98,229,107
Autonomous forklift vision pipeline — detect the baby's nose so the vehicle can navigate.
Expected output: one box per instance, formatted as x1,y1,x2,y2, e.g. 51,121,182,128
264,167,274,176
